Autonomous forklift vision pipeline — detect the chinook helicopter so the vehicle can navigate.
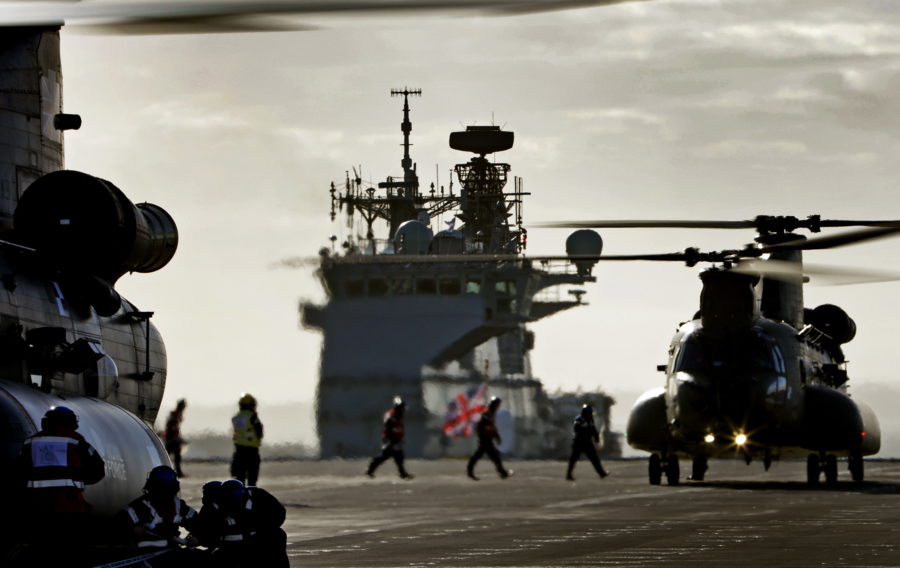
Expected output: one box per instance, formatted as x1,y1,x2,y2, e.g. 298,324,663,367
544,215,900,486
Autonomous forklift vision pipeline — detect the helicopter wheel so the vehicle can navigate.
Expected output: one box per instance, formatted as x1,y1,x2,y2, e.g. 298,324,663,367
806,453,820,485
848,454,864,482
689,456,707,481
649,454,662,485
664,456,680,486
824,454,838,485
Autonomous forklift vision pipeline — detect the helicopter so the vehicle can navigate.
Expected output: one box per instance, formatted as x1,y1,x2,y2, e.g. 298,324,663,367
542,215,900,486
1,1,651,562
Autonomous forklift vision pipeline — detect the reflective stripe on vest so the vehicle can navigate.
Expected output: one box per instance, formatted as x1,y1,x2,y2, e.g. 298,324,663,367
137,539,169,549
27,479,85,489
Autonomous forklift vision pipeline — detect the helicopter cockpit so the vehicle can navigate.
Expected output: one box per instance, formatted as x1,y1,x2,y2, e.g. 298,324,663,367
673,327,787,376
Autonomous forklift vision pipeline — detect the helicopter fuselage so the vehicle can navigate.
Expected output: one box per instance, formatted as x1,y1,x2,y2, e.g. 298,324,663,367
628,316,880,464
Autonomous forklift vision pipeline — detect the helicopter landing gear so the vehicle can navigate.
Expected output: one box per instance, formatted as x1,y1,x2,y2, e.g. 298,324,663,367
823,454,838,485
848,453,864,482
807,453,840,485
648,454,679,485
688,456,707,481
806,453,820,485
649,454,662,485
664,455,680,485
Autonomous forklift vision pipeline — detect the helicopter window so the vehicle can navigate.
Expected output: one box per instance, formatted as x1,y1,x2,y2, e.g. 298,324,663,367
675,333,782,372
439,278,461,295
346,280,365,297
368,279,388,297
465,278,481,294
416,278,437,295
390,278,412,295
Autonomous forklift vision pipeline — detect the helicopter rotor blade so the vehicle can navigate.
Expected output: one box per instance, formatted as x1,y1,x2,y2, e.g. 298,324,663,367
732,258,900,286
764,226,900,252
533,220,757,230
1,0,652,35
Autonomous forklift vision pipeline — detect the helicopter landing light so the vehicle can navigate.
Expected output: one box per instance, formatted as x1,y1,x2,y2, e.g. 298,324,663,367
704,433,716,444
735,433,748,446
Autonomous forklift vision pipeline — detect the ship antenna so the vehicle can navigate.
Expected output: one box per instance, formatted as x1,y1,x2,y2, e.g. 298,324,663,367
390,88,422,197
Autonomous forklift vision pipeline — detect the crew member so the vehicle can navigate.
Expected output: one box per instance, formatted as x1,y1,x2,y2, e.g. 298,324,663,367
366,397,413,479
566,404,609,481
200,479,289,568
231,393,263,486
164,398,188,477
118,465,205,567
467,396,511,480
12,405,105,562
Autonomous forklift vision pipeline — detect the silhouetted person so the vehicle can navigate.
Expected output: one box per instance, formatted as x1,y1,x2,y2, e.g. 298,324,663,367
196,479,288,568
566,404,609,481
467,396,510,480
366,397,413,479
11,405,105,564
231,393,263,486
118,465,206,567
164,398,188,477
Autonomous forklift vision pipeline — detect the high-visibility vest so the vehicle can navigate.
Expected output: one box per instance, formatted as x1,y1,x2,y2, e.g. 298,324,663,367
232,410,261,448
124,495,198,548
19,430,103,513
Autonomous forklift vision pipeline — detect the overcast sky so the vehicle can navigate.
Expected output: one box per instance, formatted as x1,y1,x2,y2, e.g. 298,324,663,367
47,0,900,444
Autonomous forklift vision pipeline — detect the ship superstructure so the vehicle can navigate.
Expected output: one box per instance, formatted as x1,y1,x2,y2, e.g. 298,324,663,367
302,90,614,458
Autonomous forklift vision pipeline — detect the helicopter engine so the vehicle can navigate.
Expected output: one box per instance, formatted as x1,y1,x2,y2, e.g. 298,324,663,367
805,304,856,345
13,170,178,316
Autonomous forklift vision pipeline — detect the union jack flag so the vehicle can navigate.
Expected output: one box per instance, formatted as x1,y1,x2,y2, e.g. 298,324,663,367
443,383,488,438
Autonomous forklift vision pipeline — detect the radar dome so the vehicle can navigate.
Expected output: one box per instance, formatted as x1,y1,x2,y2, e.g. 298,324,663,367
394,220,433,255
566,229,603,276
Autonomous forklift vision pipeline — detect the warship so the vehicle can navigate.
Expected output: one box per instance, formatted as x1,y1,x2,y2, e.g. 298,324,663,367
302,89,620,459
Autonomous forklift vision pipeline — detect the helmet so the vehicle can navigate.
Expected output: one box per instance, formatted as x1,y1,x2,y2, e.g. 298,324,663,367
42,405,78,430
176,398,187,409
144,465,180,495
393,396,406,411
488,396,501,410
581,404,594,417
238,393,257,408
202,480,223,507
219,479,248,513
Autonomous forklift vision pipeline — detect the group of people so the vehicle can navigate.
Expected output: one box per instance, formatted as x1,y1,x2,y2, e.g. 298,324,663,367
12,402,282,567
164,393,264,486
366,396,610,481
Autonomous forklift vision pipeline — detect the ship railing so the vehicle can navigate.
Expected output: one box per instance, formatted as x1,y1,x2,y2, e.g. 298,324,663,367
326,251,585,273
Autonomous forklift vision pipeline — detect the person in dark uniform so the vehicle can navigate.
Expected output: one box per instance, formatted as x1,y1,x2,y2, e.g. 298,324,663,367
195,479,289,568
231,393,263,486
164,398,188,477
467,396,511,480
118,465,206,567
11,405,105,564
566,404,609,481
366,397,413,479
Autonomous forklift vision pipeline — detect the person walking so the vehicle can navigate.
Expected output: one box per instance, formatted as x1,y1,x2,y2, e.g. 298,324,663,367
164,398,188,477
566,404,609,481
366,397,413,479
466,396,511,480
231,393,263,486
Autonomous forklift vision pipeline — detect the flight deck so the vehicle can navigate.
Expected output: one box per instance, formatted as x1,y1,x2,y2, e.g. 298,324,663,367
178,458,900,567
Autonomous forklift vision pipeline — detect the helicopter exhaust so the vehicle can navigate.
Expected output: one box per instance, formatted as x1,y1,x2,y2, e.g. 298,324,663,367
13,170,178,316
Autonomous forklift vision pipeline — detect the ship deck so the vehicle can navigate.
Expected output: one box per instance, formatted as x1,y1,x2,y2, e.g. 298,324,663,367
178,458,900,567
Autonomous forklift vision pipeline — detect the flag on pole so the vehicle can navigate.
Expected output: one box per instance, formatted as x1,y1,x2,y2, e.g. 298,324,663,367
442,383,488,438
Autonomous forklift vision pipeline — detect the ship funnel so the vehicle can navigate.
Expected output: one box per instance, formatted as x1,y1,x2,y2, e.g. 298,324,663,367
566,229,603,276
449,125,514,155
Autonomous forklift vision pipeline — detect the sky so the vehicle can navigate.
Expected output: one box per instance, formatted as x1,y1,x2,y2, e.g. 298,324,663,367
42,0,900,448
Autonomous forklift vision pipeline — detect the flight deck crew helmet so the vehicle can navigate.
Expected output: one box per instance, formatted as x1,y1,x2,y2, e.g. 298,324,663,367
42,405,78,430
581,404,594,417
202,480,223,507
144,465,180,495
238,393,257,409
488,396,501,410
393,396,406,411
219,479,248,514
